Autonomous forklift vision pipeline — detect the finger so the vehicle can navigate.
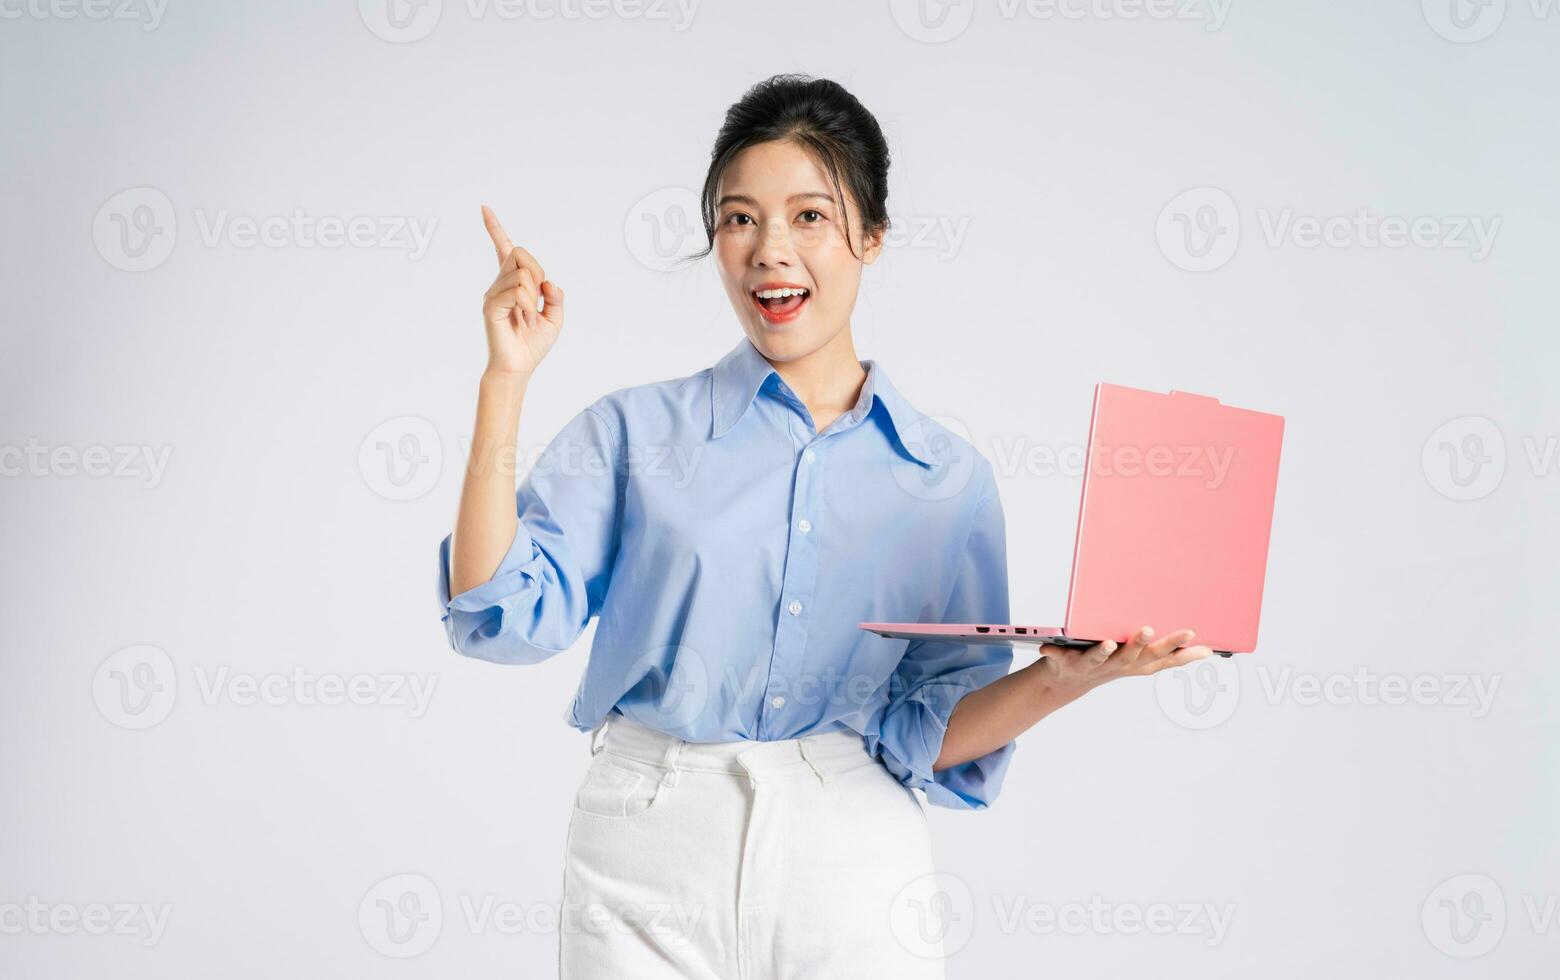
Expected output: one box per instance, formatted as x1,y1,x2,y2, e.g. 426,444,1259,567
483,265,527,296
482,205,513,267
507,242,545,285
539,279,565,328
492,231,547,290
1141,629,1198,662
1083,640,1118,666
485,265,528,298
489,223,546,283
515,268,539,330
1149,645,1215,673
485,288,518,327
1112,626,1156,667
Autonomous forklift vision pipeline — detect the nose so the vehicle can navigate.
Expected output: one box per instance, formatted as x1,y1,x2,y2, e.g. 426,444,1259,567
752,217,797,269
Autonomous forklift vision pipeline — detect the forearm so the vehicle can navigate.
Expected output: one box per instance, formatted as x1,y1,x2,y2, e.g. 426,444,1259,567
449,370,530,597
932,659,1092,771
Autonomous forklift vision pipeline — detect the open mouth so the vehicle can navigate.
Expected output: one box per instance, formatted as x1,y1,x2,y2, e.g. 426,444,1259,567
750,285,811,324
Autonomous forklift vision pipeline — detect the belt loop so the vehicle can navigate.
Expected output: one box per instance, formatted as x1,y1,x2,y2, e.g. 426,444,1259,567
590,716,609,756
737,752,760,791
798,737,829,785
659,733,683,787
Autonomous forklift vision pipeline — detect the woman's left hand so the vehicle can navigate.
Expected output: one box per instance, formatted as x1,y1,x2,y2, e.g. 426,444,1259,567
1036,626,1214,693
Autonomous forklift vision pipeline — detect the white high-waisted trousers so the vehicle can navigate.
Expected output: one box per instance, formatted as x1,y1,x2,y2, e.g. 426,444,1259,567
558,711,947,979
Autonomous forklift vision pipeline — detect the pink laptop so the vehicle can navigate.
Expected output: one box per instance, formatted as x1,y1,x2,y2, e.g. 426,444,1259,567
860,383,1285,656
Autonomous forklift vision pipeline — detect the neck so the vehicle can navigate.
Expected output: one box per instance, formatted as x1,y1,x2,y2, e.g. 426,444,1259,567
768,328,867,418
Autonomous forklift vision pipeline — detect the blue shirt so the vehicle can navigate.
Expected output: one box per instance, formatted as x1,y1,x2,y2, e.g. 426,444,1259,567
436,337,1017,810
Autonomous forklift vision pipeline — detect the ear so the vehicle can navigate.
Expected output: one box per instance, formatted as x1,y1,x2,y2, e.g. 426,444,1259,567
861,221,887,266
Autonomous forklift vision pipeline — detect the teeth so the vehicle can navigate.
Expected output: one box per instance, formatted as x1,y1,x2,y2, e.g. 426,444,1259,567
754,287,809,299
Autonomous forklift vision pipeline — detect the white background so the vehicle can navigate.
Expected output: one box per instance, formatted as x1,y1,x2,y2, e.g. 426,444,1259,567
2,0,1556,976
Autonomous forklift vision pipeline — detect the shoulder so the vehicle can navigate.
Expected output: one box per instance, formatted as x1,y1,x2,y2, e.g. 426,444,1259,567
580,362,714,442
876,374,1000,510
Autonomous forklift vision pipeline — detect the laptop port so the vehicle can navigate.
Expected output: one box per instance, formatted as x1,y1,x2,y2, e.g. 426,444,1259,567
975,626,990,634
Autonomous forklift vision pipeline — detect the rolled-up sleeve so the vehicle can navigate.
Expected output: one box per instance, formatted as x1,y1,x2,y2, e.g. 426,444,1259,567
873,483,1017,810
437,403,622,664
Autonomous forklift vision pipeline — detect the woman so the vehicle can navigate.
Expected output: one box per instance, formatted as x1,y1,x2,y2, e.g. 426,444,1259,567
438,74,1212,978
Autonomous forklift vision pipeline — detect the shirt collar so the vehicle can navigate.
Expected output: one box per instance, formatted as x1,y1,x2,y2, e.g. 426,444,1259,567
709,337,938,468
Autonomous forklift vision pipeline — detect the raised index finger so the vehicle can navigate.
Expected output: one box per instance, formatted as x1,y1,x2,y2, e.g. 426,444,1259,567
482,204,513,267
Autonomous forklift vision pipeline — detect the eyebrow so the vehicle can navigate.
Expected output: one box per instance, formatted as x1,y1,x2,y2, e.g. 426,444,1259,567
715,192,835,209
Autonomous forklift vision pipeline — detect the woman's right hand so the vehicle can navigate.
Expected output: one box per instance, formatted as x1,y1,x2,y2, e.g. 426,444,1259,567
480,205,565,379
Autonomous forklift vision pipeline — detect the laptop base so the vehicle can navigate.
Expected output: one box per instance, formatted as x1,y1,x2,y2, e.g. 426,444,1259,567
860,623,1235,657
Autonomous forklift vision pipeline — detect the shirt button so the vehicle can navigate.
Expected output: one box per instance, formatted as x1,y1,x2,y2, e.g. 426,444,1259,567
787,600,802,616
797,518,812,534
771,695,786,709
802,449,816,464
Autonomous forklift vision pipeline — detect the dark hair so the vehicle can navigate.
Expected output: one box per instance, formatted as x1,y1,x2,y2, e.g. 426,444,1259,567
695,73,891,261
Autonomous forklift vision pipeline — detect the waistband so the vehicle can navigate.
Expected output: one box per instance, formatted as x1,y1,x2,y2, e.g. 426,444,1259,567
590,712,879,785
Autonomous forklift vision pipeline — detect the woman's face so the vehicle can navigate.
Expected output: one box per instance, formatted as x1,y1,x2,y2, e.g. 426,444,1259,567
712,139,883,362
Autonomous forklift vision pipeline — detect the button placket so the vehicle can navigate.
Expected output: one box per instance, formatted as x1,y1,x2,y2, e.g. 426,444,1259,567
760,437,821,737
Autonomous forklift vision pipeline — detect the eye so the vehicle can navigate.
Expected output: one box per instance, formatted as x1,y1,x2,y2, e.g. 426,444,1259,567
723,212,754,227
797,209,825,223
